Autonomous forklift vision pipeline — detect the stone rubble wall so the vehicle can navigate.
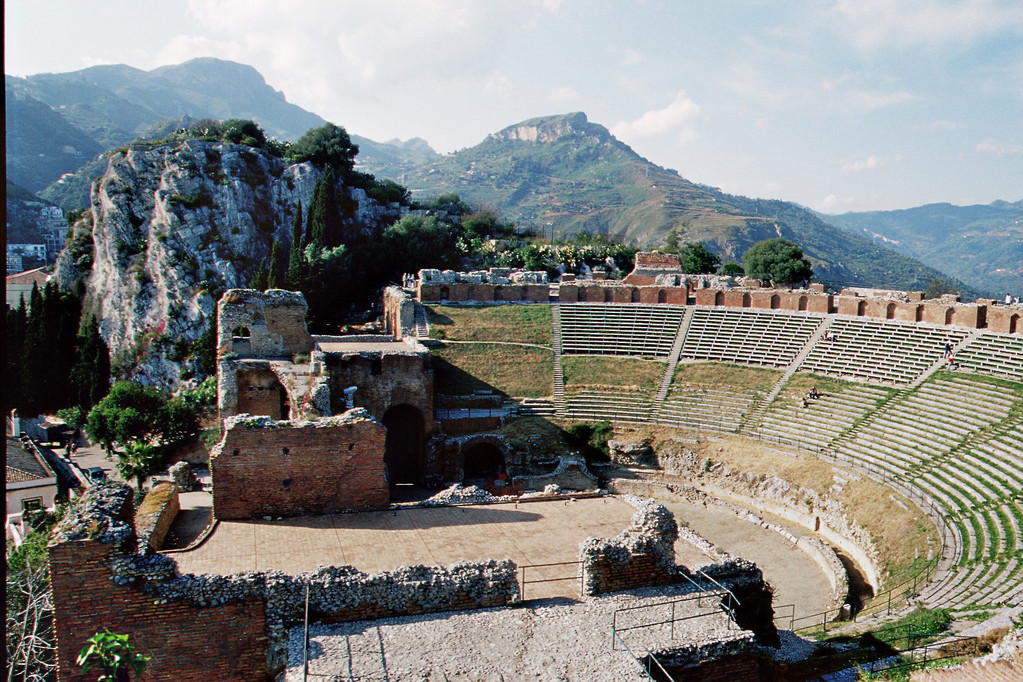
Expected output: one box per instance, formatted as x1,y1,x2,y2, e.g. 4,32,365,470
47,483,520,682
210,410,388,520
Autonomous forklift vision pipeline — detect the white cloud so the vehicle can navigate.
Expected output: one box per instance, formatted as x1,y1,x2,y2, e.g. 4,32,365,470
610,91,703,145
818,193,857,212
841,153,903,172
829,0,1023,52
622,48,642,66
485,71,514,97
930,120,963,130
976,139,1021,155
547,85,579,104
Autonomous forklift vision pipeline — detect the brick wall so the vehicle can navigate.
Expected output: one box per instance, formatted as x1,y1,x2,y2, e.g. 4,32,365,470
669,651,761,681
211,410,388,520
48,489,268,682
325,353,434,433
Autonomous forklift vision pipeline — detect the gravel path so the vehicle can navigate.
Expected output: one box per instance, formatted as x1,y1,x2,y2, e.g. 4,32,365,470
284,584,753,681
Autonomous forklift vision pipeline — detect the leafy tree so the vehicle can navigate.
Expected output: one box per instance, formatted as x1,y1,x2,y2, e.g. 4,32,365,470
250,262,268,291
291,123,359,173
116,442,162,491
722,262,745,276
221,119,267,147
679,242,721,274
378,215,460,282
85,382,198,456
742,238,814,286
76,630,149,682
367,179,411,205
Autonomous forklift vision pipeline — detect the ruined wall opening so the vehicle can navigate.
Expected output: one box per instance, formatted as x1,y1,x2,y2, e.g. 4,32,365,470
798,296,808,311
232,326,252,355
916,306,924,322
631,288,641,303
886,302,896,320
945,308,955,325
382,404,425,489
440,286,450,300
462,442,505,482
715,291,725,306
657,289,667,304
577,287,587,302
1010,314,1019,334
603,288,614,303
857,300,867,316
770,294,781,310
237,368,289,419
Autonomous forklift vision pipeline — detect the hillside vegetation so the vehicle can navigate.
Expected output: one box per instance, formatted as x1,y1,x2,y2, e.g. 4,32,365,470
399,112,978,297
821,201,1023,296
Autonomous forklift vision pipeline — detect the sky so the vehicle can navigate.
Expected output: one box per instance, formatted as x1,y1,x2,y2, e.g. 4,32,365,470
5,0,1023,214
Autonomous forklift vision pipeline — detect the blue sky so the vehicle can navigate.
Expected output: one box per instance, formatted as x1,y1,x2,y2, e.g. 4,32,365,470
6,0,1022,213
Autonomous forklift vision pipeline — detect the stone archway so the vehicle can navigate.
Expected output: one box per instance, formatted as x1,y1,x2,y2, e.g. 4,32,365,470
462,441,506,481
657,289,668,304
382,404,425,489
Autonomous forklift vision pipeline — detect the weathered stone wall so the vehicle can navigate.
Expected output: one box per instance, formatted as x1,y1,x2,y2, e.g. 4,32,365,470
210,410,388,520
580,497,680,596
218,289,314,358
383,286,416,339
48,483,520,682
324,352,434,432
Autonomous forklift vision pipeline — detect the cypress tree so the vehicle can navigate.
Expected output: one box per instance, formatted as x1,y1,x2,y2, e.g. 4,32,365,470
287,202,305,288
307,168,341,250
70,316,111,409
267,239,287,290
250,262,269,291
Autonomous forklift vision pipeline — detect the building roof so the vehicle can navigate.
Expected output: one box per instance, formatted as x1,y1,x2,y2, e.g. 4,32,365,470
5,266,51,286
6,438,54,484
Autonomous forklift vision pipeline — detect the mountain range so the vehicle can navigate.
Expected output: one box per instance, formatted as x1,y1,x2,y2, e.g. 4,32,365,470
7,58,1020,298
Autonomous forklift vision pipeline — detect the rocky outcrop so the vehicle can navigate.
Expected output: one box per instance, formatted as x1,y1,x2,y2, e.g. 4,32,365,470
55,139,407,389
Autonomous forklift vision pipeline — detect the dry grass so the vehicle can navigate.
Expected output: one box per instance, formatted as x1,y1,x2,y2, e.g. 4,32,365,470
562,356,665,392
621,430,937,581
671,361,781,391
430,342,553,398
425,304,552,345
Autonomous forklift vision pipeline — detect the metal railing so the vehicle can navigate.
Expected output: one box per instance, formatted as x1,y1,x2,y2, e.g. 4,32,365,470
611,628,676,681
518,561,582,601
611,590,735,652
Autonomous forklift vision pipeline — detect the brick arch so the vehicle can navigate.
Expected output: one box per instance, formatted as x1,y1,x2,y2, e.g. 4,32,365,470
658,289,668,304
770,294,781,310
715,291,725,306
1010,313,1020,334
237,368,289,419
886,302,896,320
631,288,641,303
604,288,614,303
945,308,955,325
797,296,808,311
440,285,450,300
578,287,588,302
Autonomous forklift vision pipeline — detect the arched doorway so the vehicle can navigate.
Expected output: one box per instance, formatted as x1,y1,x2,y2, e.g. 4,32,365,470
382,405,425,489
715,291,725,306
657,289,667,304
462,441,505,482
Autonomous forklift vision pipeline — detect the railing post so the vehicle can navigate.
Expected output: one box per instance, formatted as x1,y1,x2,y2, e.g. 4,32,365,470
671,600,675,641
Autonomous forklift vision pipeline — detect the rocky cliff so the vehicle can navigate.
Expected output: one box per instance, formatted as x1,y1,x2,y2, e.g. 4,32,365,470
55,138,406,389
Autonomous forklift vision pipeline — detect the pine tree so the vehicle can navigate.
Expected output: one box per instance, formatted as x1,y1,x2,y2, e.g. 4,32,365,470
267,240,287,290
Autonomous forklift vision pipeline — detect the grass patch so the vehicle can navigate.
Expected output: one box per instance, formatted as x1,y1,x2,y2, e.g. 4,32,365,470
431,342,553,398
563,356,665,391
784,372,872,396
671,361,780,391
425,304,552,345
136,482,177,518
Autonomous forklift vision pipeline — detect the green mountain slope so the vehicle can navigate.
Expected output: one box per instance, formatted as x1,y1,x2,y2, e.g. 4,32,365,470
398,112,977,296
819,202,1023,296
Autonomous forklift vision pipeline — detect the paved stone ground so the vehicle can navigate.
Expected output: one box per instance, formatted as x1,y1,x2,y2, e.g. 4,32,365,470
660,498,837,621
170,497,719,600
283,583,752,681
